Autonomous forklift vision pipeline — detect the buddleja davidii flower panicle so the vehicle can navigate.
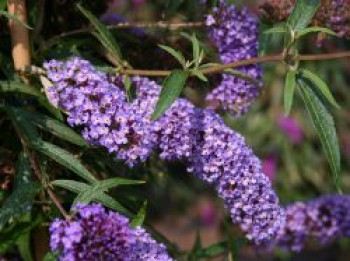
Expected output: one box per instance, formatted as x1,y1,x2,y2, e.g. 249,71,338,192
44,58,159,167
44,57,284,245
274,195,350,252
50,203,173,261
205,1,263,116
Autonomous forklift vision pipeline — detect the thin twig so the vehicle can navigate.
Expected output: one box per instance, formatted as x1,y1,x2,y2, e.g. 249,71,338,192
41,21,204,51
14,126,70,219
28,152,71,220
21,51,350,80
122,51,350,77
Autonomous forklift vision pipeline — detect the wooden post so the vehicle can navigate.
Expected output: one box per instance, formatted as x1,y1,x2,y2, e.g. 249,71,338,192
7,0,31,77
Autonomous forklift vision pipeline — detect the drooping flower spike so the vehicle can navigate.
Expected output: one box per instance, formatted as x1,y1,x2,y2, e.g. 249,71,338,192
50,203,173,260
44,56,285,245
272,195,350,252
205,1,263,116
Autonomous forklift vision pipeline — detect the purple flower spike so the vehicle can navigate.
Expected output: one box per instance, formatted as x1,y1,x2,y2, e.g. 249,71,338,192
45,57,284,245
50,203,173,261
205,1,263,116
271,195,350,252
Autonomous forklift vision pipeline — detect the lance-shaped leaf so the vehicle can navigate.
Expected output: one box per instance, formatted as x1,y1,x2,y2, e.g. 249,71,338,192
77,4,123,67
264,25,287,34
158,45,186,68
297,26,337,38
0,10,32,29
284,70,297,115
34,142,97,183
6,107,41,146
0,81,43,99
73,178,145,205
300,69,340,109
131,201,147,227
52,180,131,215
0,154,41,230
298,78,341,191
151,70,189,120
287,0,320,31
22,110,88,147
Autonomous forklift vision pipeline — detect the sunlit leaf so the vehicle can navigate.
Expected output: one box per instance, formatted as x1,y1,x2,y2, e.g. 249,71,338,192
131,201,147,227
287,0,320,31
151,70,188,120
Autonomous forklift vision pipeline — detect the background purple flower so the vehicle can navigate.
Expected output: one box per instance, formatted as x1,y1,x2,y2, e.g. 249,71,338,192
277,116,304,144
271,195,350,252
262,155,278,181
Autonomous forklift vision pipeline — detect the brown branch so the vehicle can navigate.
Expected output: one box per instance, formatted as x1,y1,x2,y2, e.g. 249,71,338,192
7,0,31,81
28,152,71,220
121,51,350,77
13,125,70,220
23,51,350,81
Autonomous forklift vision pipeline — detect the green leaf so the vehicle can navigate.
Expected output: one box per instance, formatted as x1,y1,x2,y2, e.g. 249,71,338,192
158,45,186,68
0,154,40,230
287,0,320,31
16,233,33,261
34,142,97,183
264,25,287,34
0,10,33,29
0,217,42,253
77,4,123,66
43,251,59,261
0,81,43,99
300,69,340,109
284,70,297,115
14,153,33,186
297,26,337,37
22,110,88,147
52,180,130,215
74,178,144,205
191,70,208,82
51,179,89,193
190,34,201,68
298,78,341,191
196,242,227,258
151,70,189,120
1,80,63,120
131,201,147,227
6,107,41,145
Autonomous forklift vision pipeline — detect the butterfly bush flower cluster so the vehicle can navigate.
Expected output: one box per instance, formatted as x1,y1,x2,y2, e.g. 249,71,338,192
50,203,173,260
205,1,263,116
273,195,350,252
44,56,284,245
